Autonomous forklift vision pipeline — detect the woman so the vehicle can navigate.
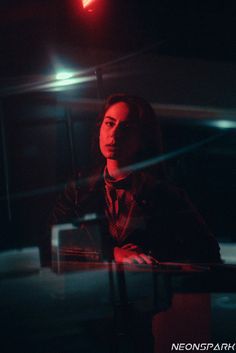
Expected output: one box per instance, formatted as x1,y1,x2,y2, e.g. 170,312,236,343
48,93,221,265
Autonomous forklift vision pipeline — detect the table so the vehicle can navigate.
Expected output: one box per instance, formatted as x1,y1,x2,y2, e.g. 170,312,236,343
0,262,235,353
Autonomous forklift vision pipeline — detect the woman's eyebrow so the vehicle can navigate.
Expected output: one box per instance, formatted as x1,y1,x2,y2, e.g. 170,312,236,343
104,116,116,121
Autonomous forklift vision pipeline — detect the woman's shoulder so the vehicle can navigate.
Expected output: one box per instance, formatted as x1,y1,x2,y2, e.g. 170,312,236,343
65,167,104,192
138,171,184,196
137,172,195,210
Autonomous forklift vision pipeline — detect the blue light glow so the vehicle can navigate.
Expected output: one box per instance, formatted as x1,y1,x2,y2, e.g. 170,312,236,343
56,72,74,80
209,120,236,129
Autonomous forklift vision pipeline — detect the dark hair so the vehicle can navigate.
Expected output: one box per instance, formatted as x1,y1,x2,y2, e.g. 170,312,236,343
91,93,166,179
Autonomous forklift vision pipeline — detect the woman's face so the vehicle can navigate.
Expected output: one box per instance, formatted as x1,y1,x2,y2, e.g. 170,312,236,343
99,102,141,164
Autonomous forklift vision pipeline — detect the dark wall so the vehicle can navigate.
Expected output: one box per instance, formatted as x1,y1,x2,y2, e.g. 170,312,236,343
162,122,236,242
0,94,96,250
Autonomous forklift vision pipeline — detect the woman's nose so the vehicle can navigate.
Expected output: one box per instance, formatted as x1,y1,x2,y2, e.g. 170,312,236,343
110,125,121,139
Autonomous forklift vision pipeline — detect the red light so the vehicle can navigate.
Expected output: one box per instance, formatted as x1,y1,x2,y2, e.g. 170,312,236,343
82,0,96,9
71,0,104,19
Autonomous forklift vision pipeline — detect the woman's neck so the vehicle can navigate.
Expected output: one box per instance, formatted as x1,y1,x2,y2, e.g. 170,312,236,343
106,159,131,180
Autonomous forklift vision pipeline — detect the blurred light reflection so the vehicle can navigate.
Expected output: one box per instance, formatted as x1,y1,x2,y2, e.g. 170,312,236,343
207,120,236,129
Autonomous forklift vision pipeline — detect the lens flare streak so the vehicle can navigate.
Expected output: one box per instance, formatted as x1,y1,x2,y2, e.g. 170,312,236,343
0,133,225,201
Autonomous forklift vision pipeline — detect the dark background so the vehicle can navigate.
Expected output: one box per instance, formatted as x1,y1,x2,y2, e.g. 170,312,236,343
1,0,236,75
0,0,236,255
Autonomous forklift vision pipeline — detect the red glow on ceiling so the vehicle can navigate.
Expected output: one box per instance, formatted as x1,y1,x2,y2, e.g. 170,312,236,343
82,0,96,9
71,0,104,20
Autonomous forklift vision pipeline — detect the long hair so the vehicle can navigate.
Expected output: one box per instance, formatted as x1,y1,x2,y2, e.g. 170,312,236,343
90,93,166,183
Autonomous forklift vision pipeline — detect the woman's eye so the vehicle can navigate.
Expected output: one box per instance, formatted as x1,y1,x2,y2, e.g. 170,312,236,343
105,121,114,127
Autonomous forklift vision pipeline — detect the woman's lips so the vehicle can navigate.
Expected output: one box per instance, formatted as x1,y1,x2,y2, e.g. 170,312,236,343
105,144,120,153
106,144,118,148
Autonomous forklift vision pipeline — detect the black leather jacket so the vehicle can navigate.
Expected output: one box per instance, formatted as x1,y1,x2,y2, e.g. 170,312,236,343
45,171,221,264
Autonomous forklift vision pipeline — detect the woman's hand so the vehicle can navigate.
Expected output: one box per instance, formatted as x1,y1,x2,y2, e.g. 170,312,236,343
114,244,159,265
